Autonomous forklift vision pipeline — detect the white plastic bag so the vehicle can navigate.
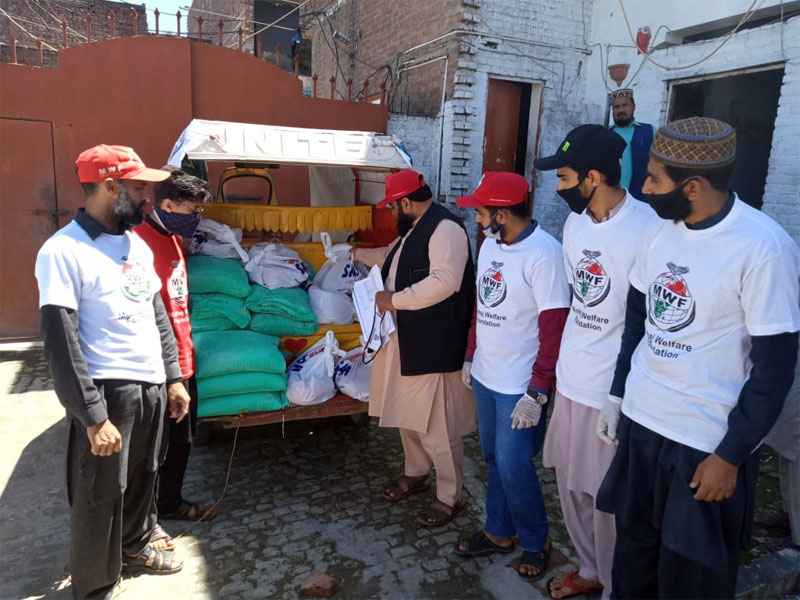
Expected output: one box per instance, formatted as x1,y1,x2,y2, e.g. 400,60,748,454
308,284,354,325
334,347,372,402
286,331,345,406
245,242,310,289
189,219,249,262
314,232,367,295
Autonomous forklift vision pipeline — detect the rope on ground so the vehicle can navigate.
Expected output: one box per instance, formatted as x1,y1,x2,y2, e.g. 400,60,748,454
174,411,244,541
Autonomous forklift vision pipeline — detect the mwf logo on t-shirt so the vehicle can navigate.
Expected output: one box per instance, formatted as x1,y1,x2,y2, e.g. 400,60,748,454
478,261,507,308
573,250,610,307
167,260,188,307
121,261,153,303
647,262,695,333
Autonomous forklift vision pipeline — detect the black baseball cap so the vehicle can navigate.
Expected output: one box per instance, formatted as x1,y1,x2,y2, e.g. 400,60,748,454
534,125,626,172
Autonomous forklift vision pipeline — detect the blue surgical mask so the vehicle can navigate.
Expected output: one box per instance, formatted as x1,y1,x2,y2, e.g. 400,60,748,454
154,207,202,238
482,213,503,240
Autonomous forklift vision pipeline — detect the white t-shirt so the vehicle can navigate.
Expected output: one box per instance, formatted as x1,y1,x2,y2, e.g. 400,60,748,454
35,220,167,384
471,225,571,395
556,195,662,408
623,197,800,453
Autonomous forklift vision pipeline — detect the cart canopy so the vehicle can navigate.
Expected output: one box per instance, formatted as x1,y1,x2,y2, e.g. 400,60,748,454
167,119,412,170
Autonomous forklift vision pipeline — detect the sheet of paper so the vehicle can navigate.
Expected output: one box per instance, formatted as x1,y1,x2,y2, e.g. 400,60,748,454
352,265,395,353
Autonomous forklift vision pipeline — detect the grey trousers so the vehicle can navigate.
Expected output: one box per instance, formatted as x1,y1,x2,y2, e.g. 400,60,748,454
67,380,165,600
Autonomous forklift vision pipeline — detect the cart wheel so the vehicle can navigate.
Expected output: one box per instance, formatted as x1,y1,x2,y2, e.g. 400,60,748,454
350,413,370,425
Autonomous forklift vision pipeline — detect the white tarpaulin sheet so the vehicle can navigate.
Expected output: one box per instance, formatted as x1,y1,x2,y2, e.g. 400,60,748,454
167,119,412,170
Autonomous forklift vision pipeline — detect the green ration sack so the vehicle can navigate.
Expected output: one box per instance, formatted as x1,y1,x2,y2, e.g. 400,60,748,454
198,372,287,399
249,314,318,336
190,315,238,333
191,293,250,328
194,330,285,377
197,391,288,418
245,286,316,322
187,256,250,298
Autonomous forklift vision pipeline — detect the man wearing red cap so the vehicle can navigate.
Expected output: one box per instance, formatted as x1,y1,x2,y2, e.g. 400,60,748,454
352,169,476,528
453,172,570,581
35,145,190,599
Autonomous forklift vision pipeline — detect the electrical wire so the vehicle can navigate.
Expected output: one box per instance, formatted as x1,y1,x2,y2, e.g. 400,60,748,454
235,0,312,47
0,6,58,50
618,0,761,71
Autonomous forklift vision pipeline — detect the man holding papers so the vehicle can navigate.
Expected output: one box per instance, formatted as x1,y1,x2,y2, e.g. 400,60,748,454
352,169,476,528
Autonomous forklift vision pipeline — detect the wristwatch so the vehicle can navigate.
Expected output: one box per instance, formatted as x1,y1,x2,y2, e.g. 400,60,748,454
534,392,549,405
525,390,549,405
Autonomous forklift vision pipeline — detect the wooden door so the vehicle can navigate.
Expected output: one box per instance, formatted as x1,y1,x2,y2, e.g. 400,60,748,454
0,119,60,338
482,79,523,173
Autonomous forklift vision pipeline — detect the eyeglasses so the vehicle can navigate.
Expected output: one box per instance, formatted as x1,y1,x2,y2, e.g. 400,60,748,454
174,202,204,214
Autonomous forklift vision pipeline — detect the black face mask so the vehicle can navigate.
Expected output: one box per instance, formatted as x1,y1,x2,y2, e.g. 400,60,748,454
642,179,694,222
557,179,596,214
396,203,415,237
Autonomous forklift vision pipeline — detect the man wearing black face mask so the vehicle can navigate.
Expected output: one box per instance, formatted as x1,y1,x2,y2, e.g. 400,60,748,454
596,117,800,598
352,169,476,528
533,125,661,599
133,168,217,535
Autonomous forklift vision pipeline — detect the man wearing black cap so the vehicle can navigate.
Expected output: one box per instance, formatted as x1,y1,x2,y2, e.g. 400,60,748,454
352,169,476,528
597,117,800,598
533,125,661,599
609,88,656,200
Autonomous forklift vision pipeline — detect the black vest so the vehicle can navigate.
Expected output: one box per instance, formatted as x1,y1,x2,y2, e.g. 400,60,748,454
381,203,475,376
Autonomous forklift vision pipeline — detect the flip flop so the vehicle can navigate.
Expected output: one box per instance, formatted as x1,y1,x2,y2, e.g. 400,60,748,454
455,530,515,557
417,499,466,529
383,474,431,503
547,570,603,599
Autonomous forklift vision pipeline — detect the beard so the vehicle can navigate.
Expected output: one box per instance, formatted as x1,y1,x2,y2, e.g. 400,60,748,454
396,204,415,237
112,184,145,228
614,114,634,127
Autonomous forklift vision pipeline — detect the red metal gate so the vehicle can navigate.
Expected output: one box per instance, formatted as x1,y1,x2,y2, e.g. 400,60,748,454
0,118,61,338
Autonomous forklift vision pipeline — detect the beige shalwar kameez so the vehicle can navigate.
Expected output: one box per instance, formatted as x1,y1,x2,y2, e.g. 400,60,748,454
354,218,476,507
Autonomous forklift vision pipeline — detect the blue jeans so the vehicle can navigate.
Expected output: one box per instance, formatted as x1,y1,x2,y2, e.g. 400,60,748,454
473,377,549,551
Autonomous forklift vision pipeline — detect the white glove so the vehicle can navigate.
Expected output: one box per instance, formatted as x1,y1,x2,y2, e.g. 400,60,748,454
510,392,545,429
461,360,472,389
596,395,622,445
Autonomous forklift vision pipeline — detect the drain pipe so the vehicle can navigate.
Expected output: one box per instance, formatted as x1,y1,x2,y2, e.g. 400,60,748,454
398,55,449,200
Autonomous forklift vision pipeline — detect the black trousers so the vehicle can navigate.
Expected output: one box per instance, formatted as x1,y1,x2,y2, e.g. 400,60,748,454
67,380,165,600
597,415,759,600
156,375,198,515
613,517,738,599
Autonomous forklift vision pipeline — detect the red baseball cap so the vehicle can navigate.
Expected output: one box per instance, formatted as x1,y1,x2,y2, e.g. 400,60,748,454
455,172,529,207
376,169,431,209
75,144,170,183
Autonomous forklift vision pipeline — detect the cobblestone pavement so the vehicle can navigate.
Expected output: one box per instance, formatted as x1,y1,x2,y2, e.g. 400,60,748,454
1,345,797,599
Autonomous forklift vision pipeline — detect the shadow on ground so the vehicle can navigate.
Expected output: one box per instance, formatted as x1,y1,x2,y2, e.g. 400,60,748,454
0,418,72,599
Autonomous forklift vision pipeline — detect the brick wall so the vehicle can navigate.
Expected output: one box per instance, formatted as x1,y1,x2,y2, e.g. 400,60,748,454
441,0,597,240
0,0,146,65
630,16,800,246
301,0,462,107
187,0,254,51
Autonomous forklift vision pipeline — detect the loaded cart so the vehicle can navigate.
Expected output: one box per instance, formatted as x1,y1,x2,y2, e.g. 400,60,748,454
167,119,409,429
